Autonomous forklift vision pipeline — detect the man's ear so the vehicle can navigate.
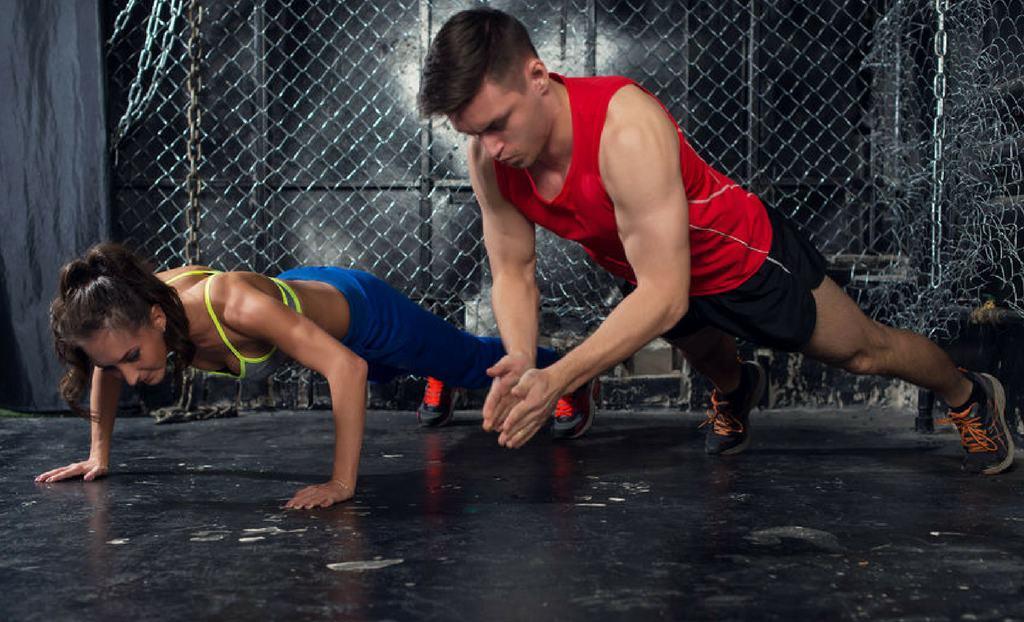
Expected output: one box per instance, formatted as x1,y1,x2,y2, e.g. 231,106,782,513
525,57,549,93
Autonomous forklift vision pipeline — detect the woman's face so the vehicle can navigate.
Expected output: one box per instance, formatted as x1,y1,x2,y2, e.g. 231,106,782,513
79,306,169,386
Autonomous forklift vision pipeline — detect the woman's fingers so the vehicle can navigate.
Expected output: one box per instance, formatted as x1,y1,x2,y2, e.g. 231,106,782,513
35,469,58,482
35,465,71,482
39,465,80,483
36,460,104,483
286,486,316,508
285,483,349,510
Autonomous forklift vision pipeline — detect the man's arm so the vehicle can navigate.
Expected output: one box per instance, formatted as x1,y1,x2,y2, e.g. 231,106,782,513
546,86,690,393
498,86,691,448
468,137,544,431
470,137,540,363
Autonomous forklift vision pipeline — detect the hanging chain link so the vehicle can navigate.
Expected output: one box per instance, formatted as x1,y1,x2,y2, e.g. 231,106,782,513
184,0,203,266
110,0,185,151
929,0,949,287
180,0,204,410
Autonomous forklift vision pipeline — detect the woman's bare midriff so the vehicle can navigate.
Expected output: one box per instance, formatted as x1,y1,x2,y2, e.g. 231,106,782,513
281,278,352,342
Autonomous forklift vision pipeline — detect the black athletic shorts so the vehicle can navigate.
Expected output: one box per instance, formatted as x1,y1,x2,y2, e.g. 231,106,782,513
620,206,827,352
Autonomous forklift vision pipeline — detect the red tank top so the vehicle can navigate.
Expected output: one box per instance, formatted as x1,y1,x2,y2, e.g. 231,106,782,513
493,74,772,296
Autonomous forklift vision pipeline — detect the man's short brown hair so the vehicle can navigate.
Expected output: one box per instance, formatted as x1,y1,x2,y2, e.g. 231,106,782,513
419,8,538,117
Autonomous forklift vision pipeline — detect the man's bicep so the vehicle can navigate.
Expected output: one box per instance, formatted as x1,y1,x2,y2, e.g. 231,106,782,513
602,106,691,291
618,201,690,293
480,199,536,272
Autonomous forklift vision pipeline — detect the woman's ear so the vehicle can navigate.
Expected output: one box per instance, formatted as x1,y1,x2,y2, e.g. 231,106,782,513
150,304,167,333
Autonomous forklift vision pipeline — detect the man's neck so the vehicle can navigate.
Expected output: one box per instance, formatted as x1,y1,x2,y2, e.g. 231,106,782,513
531,80,573,175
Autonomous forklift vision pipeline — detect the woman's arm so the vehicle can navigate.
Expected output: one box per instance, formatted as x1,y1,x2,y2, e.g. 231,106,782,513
36,367,122,483
214,274,369,509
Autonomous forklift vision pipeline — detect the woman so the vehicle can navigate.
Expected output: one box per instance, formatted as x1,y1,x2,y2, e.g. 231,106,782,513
36,243,597,508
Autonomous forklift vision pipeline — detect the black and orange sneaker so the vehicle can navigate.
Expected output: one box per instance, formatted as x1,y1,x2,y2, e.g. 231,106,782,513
701,360,766,455
941,372,1013,475
551,378,600,440
417,377,457,427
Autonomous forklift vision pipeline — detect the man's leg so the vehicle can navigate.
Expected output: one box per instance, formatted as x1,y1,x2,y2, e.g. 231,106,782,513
803,276,1012,474
665,326,741,394
801,276,970,405
667,326,766,455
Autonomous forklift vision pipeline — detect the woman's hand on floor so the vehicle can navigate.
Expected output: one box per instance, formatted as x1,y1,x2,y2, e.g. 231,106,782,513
285,480,354,509
35,458,108,483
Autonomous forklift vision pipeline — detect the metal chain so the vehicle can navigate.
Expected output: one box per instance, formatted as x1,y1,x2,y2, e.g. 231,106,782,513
184,0,203,266
111,0,185,150
929,0,949,287
180,0,203,412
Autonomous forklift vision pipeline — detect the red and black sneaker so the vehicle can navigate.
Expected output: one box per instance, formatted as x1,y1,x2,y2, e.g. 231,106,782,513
940,371,1013,475
417,377,457,427
551,378,600,440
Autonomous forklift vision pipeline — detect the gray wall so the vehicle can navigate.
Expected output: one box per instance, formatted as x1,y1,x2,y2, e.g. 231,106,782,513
0,0,108,410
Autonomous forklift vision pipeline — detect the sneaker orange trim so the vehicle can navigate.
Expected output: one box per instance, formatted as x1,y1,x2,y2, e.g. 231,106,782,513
700,390,745,435
554,395,574,420
423,377,445,408
940,404,999,453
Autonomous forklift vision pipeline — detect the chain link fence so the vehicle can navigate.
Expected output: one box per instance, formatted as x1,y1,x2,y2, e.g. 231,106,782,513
866,0,1024,337
107,0,1023,348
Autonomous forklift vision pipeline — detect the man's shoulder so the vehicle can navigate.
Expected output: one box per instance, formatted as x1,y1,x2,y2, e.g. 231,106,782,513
600,87,679,171
598,86,685,190
604,84,669,132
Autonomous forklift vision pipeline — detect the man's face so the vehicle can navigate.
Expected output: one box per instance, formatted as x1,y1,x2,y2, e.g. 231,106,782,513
449,71,549,169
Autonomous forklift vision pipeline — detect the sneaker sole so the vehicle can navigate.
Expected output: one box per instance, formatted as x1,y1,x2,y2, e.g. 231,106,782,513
716,362,767,456
717,434,751,456
979,373,1014,475
417,390,460,428
417,412,454,427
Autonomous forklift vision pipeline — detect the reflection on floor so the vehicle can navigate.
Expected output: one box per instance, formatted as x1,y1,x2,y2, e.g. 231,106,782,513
3,408,1023,620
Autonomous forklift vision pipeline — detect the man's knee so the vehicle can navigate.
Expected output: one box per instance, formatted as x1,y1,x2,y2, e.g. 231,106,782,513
840,350,879,376
835,324,892,376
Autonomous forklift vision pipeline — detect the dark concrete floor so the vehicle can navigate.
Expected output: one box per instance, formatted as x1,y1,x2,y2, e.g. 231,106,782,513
2,408,1024,621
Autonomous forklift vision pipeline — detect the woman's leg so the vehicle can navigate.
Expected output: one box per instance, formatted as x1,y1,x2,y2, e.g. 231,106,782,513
358,276,556,389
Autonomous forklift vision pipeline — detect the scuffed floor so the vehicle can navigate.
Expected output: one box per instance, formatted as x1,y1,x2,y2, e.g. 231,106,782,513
2,408,1023,621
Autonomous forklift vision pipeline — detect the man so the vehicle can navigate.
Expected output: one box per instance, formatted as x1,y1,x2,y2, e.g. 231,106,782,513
417,8,1012,473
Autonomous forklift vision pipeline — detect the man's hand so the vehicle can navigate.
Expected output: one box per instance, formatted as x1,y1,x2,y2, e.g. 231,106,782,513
497,368,566,448
482,352,534,432
35,458,108,483
284,480,354,510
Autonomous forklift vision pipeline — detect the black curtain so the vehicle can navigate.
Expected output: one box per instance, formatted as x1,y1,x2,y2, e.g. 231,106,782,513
0,0,108,410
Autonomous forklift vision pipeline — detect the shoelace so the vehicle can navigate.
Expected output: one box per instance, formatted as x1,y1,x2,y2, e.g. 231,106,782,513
939,404,997,453
423,377,445,407
699,390,744,435
554,394,575,420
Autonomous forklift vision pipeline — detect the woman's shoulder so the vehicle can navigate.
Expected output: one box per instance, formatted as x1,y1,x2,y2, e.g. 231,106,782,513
156,264,218,283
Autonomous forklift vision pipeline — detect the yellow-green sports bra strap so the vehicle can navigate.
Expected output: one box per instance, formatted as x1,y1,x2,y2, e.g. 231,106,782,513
168,270,299,314
271,277,303,314
165,269,221,284
203,274,276,366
